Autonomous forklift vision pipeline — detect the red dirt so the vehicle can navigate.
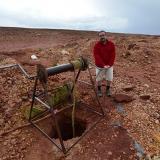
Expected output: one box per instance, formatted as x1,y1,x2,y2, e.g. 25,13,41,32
0,27,160,160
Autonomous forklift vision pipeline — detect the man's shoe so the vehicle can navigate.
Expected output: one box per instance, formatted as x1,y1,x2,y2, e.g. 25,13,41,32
97,90,102,97
106,89,111,97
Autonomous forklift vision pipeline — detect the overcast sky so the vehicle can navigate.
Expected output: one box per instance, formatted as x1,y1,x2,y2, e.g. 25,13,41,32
0,0,160,35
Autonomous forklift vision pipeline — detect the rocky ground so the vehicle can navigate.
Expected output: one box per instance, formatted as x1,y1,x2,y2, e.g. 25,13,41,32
0,27,160,160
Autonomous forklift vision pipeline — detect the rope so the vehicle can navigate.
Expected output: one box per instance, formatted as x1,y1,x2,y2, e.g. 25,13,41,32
69,60,81,137
72,67,76,137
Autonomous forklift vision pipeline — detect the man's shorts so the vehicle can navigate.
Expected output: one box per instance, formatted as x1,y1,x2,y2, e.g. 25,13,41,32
96,66,113,81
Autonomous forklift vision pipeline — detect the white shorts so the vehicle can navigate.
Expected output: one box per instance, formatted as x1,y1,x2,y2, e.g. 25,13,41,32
96,66,113,81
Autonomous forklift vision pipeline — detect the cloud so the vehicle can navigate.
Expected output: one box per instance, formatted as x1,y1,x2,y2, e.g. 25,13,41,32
0,6,128,32
93,0,160,34
0,0,159,34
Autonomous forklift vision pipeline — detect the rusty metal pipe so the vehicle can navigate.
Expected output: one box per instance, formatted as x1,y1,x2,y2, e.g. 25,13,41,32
37,57,88,83
47,57,88,76
47,63,74,76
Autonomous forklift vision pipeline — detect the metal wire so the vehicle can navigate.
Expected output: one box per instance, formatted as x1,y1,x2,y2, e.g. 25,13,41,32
0,63,36,80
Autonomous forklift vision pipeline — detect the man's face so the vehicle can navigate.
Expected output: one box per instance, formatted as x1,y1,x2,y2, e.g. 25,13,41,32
99,32,107,43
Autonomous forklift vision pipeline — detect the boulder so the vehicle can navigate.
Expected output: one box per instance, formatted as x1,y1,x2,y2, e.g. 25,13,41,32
140,94,150,100
123,85,135,91
112,94,134,103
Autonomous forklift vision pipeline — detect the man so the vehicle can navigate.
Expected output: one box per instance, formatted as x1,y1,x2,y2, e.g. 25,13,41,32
93,30,115,97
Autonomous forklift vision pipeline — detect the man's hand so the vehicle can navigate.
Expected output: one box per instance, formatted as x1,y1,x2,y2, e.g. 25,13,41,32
104,65,110,69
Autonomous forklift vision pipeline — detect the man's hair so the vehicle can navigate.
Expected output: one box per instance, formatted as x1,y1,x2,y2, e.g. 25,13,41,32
98,30,106,35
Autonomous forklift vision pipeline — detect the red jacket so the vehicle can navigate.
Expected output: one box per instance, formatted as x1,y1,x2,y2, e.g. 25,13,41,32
93,40,115,68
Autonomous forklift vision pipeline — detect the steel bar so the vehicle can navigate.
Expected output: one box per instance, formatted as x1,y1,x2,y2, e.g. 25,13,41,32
50,108,67,154
0,64,18,69
78,80,92,86
35,97,51,109
31,109,49,121
29,77,38,121
87,67,105,116
79,101,104,116
0,63,36,80
53,105,73,115
30,121,62,151
17,64,35,79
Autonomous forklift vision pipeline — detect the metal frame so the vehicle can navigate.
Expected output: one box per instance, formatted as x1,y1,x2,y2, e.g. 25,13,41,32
0,63,35,80
29,66,105,154
0,61,104,154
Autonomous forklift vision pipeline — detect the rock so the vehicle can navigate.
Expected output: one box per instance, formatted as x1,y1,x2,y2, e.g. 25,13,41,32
4,109,12,118
144,84,149,88
12,130,21,135
108,151,112,155
154,113,160,119
11,150,16,155
4,123,10,130
153,133,160,144
21,95,28,101
3,141,8,146
0,118,4,126
140,94,151,100
128,43,136,50
2,156,7,160
122,51,131,58
8,102,16,108
134,46,140,50
8,120,12,125
10,138,17,145
155,120,159,124
20,145,26,150
15,98,22,104
61,49,70,55
123,85,135,91
112,94,134,103
144,154,152,160
9,145,14,150
7,80,12,84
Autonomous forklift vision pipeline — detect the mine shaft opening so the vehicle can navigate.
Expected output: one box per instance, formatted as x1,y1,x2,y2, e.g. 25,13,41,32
50,116,87,141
